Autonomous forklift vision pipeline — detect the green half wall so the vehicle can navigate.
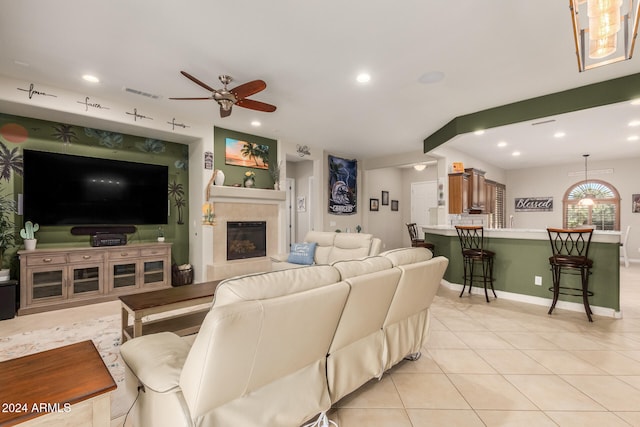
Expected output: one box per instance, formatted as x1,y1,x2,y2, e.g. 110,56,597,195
427,232,620,312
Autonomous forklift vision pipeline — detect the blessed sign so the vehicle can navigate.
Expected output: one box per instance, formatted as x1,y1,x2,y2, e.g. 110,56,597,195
515,197,553,212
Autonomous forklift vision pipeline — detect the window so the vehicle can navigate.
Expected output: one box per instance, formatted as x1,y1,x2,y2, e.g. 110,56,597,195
563,179,620,230
485,181,506,228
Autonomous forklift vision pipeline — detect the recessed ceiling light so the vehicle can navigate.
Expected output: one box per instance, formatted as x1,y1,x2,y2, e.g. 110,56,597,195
356,73,371,83
512,151,521,156
497,141,507,147
413,164,427,171
628,120,640,127
631,99,640,106
474,130,485,136
628,135,639,141
82,74,100,83
251,120,261,127
554,131,566,138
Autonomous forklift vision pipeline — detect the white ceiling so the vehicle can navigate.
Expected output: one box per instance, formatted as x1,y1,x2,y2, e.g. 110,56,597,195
1,0,639,166
447,100,640,170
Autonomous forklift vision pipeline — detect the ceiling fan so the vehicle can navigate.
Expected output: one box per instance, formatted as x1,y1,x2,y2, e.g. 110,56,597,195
170,71,277,118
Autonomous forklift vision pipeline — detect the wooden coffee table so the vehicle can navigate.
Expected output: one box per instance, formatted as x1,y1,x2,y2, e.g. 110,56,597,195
0,340,116,427
119,280,221,342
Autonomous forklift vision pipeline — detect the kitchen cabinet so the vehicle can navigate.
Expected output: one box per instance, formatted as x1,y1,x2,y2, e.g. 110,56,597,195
448,172,470,214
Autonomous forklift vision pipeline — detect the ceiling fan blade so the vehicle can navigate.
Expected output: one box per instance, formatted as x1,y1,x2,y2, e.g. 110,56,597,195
236,98,277,112
220,105,232,118
180,71,216,92
230,80,266,100
169,97,212,100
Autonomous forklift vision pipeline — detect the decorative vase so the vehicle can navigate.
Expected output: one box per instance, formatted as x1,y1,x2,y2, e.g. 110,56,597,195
214,170,225,186
244,178,254,188
24,239,37,251
274,182,280,190
0,269,9,282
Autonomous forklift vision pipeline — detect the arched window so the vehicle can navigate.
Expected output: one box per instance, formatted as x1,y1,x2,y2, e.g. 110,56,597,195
563,179,620,230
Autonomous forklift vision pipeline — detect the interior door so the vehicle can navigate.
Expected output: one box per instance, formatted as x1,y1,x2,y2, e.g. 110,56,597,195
411,181,437,225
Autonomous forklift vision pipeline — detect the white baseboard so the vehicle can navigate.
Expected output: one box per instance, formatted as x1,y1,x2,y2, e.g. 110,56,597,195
440,280,622,319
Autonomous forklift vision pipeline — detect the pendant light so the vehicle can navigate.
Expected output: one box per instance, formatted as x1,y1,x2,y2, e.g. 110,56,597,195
578,154,595,206
569,0,640,72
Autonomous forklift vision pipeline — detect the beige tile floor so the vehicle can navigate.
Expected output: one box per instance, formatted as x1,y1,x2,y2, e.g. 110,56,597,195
4,263,640,427
330,262,640,426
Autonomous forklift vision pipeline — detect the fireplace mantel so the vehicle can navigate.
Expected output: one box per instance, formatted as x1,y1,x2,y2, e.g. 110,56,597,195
209,185,286,202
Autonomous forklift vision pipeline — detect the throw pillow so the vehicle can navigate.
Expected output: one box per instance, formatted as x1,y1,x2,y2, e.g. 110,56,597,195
287,242,317,265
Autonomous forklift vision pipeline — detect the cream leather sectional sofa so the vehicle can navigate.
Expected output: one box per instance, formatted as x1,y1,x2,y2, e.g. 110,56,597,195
270,231,382,270
120,247,448,427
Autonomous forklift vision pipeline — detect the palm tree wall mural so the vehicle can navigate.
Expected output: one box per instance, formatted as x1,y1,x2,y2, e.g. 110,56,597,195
0,112,190,266
0,143,23,182
168,180,186,225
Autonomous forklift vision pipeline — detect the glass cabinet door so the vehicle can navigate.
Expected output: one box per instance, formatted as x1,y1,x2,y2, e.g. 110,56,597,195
112,263,138,290
143,260,165,285
70,265,102,296
31,269,65,302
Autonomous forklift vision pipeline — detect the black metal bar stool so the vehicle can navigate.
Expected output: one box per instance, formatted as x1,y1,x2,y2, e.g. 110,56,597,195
546,227,594,322
406,223,434,251
454,225,496,302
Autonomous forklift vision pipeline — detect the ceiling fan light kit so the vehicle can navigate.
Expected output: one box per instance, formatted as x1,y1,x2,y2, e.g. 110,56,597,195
170,71,277,118
569,0,640,71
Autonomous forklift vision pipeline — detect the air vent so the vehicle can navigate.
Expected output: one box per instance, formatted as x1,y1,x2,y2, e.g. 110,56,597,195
531,119,556,126
123,87,161,100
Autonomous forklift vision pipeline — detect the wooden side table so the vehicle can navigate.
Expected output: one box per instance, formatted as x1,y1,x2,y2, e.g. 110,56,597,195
0,340,116,426
119,280,220,342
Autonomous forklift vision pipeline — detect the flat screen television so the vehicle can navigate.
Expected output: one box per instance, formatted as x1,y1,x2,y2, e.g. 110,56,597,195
23,150,169,226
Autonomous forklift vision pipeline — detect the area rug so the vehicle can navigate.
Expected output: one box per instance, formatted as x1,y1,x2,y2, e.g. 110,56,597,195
0,314,131,420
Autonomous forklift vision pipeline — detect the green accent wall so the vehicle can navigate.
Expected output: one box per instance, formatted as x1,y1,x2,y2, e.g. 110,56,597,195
213,126,277,188
424,72,640,152
0,113,189,275
428,233,620,312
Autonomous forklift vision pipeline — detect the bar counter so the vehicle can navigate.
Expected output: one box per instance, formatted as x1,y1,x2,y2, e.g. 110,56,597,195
423,226,621,317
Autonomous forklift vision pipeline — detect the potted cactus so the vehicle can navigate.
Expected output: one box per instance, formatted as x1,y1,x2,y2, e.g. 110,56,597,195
20,221,39,251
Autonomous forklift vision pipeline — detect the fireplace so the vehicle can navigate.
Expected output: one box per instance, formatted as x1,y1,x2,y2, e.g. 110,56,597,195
227,221,267,260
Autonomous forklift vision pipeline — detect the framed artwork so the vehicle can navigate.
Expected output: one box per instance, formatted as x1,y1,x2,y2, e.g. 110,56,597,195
297,196,306,212
225,137,270,170
633,194,640,213
370,198,379,211
204,151,213,170
381,191,389,206
391,200,399,211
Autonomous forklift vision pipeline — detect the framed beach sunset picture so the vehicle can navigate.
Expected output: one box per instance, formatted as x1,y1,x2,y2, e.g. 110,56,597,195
225,137,270,170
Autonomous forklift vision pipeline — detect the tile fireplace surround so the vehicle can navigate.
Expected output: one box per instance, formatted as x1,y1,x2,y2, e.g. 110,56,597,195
206,186,286,280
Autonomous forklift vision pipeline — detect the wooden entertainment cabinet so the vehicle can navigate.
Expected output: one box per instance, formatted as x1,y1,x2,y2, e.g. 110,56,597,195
18,242,171,315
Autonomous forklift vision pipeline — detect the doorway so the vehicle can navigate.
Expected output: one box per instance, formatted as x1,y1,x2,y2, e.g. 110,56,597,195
411,181,438,226
285,159,314,246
